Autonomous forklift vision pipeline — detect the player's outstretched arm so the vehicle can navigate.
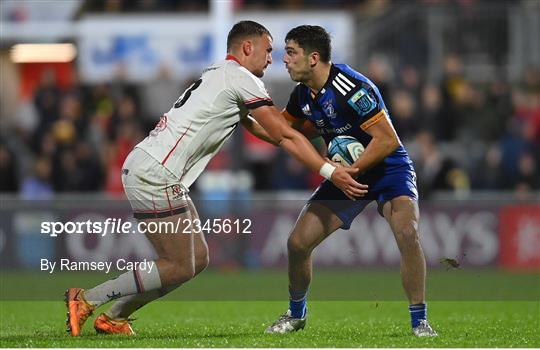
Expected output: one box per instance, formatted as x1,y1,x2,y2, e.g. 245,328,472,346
241,111,319,146
241,115,279,146
353,111,400,173
250,105,368,199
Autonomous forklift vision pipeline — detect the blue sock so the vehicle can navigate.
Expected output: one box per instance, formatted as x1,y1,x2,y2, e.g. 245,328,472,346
409,303,427,328
289,288,308,319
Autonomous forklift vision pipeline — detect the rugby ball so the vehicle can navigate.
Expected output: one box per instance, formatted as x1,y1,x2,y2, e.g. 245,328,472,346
327,135,364,166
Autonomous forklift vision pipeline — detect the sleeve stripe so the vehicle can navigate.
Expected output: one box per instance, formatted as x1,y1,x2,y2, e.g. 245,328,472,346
245,99,274,109
282,109,302,122
360,109,387,131
244,97,272,104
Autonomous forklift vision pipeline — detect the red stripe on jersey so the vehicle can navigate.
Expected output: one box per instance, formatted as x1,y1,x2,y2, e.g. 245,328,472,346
226,54,241,64
161,123,192,165
244,97,272,104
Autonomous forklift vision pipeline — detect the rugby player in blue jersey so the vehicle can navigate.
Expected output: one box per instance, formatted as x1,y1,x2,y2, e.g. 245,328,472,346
263,25,437,336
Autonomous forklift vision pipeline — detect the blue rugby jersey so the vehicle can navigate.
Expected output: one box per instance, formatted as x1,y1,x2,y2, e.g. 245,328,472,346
285,64,414,179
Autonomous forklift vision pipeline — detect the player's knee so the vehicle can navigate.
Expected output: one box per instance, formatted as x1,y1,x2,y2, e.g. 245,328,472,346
287,235,311,256
394,224,420,245
194,250,209,275
162,258,196,284
171,265,196,284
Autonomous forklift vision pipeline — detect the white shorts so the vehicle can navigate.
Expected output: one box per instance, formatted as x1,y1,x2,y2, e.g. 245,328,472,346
122,148,190,220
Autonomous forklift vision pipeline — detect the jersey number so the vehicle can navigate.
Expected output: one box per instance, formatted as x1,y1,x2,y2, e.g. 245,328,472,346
174,79,202,108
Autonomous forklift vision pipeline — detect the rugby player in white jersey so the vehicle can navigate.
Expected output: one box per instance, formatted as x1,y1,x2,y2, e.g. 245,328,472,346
65,20,367,336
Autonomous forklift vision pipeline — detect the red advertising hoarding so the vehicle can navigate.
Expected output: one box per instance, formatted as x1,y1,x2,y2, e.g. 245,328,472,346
499,205,540,270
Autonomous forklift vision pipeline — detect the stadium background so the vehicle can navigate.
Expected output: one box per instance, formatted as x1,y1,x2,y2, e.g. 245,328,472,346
0,0,540,347
0,0,539,347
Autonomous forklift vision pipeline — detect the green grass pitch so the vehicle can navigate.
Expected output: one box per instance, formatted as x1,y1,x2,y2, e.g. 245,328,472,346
1,270,539,347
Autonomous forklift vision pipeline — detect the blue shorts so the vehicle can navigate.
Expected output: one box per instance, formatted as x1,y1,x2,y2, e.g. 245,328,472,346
308,169,418,229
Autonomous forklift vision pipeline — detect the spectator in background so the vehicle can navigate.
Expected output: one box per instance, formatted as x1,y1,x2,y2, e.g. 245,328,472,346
243,129,278,190
456,82,488,141
38,131,57,158
513,66,540,144
367,54,393,103
105,120,143,194
58,93,87,139
476,144,503,190
74,141,104,191
109,94,141,140
486,79,512,142
271,149,310,190
139,66,182,132
54,149,82,192
20,157,53,199
439,54,464,141
419,83,444,136
515,152,539,191
413,130,470,197
498,120,535,189
390,89,419,142
0,142,19,193
86,84,115,158
33,69,61,140
398,66,421,102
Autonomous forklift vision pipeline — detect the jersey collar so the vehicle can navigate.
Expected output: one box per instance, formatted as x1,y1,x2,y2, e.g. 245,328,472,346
304,63,337,101
226,54,241,65
326,63,340,87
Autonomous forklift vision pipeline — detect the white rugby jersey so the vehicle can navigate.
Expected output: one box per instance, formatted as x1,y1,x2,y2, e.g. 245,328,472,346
135,56,273,188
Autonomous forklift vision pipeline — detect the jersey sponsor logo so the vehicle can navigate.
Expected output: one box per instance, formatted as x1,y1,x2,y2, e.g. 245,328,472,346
302,104,312,116
331,123,352,134
315,119,325,127
348,88,377,116
322,100,337,119
317,123,352,134
202,66,218,73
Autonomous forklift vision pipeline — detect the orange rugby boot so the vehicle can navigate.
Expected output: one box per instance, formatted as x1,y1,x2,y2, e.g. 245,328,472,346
65,288,95,336
94,313,135,335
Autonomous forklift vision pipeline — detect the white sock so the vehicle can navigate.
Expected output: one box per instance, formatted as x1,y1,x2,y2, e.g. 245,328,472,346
105,284,181,319
84,264,162,308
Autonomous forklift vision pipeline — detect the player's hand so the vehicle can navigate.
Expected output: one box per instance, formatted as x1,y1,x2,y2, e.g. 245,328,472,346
329,165,368,201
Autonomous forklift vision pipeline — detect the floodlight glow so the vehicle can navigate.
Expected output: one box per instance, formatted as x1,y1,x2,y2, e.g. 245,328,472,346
10,43,77,63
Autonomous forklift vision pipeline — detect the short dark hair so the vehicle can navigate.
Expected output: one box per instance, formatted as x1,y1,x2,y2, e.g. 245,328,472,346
285,25,331,63
227,21,272,51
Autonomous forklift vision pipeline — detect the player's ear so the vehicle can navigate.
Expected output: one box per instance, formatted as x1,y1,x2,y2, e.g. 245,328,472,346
242,40,253,56
309,52,320,67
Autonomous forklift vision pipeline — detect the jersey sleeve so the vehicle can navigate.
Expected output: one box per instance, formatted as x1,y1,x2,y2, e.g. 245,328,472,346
284,84,305,121
231,67,274,109
346,84,388,131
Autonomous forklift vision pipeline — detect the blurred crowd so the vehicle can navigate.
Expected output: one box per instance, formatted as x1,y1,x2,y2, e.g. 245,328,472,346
1,53,538,199
75,0,509,14
265,54,540,198
76,0,384,13
372,56,539,198
0,71,144,198
0,0,538,199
